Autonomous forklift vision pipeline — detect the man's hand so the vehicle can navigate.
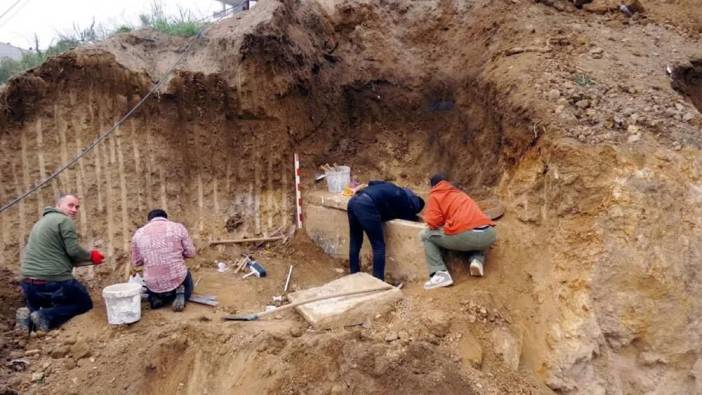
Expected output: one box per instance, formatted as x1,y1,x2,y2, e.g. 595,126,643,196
90,250,105,265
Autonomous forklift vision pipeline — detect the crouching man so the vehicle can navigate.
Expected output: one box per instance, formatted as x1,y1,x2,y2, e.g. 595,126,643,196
19,194,105,332
421,174,496,289
131,209,196,312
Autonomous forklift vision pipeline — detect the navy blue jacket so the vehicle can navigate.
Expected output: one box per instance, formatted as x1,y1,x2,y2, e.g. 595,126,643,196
355,181,424,221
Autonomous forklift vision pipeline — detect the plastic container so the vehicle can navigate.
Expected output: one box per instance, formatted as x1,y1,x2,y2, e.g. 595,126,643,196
325,166,351,193
102,282,143,325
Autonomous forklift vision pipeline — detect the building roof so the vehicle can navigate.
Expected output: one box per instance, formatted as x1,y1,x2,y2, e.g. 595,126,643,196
0,42,24,61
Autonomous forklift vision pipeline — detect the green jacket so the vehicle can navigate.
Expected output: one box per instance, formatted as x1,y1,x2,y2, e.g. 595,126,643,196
21,208,92,281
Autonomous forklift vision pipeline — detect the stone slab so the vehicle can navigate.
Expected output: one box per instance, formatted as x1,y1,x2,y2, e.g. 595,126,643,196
287,273,402,329
304,200,428,281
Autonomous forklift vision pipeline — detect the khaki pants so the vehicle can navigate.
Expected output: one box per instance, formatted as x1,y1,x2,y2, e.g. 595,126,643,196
421,227,496,276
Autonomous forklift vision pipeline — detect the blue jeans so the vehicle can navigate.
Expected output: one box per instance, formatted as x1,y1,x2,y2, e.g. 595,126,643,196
20,279,93,330
348,193,386,280
147,271,193,309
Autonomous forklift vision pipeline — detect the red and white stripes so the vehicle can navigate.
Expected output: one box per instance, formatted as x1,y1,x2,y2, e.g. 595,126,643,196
294,152,303,229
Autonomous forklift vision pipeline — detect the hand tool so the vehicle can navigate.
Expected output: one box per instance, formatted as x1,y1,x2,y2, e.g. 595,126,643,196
222,285,394,321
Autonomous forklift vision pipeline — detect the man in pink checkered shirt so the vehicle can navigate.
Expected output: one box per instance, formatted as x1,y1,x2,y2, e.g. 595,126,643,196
131,209,196,312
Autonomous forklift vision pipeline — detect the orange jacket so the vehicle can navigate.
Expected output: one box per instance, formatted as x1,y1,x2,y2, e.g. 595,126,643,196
422,181,494,235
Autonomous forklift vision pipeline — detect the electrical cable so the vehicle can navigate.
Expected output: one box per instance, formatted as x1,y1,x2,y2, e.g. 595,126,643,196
0,7,235,214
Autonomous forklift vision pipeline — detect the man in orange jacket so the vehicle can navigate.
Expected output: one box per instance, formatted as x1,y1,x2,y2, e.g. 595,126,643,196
421,174,496,289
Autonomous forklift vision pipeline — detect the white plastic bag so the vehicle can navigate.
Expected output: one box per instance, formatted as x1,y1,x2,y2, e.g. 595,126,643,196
128,274,148,300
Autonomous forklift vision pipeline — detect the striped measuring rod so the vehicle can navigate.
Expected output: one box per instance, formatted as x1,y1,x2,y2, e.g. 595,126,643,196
294,152,303,229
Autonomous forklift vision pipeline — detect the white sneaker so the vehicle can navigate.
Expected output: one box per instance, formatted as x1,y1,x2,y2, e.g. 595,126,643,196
424,271,453,290
469,259,484,277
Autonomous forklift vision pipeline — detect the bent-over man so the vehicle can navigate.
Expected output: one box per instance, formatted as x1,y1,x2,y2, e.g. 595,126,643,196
347,180,424,281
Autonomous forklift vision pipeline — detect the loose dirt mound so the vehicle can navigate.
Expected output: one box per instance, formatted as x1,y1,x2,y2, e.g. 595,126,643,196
1,0,702,393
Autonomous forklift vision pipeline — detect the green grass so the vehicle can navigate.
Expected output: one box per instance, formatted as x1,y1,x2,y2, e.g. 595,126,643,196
139,3,203,37
574,73,595,87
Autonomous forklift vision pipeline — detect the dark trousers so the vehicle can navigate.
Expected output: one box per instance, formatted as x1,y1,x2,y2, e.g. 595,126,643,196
348,193,386,280
20,279,93,330
147,271,193,309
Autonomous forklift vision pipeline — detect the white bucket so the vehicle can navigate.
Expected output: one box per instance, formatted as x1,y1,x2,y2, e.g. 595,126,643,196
325,166,351,193
102,282,143,325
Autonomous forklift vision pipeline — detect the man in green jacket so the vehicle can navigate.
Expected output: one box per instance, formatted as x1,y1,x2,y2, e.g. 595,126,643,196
18,194,104,332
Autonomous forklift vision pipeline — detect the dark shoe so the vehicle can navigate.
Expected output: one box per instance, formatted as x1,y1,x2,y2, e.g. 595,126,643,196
30,311,49,332
16,307,31,333
172,285,185,312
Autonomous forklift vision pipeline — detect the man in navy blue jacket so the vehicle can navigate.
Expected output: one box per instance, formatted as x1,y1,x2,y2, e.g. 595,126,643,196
347,181,424,280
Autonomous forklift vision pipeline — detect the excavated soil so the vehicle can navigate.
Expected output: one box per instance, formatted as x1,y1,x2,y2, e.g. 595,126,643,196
1,0,702,394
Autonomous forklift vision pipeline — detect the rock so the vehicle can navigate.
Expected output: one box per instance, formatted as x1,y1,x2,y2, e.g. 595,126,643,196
421,311,450,338
627,134,641,143
575,100,590,109
24,349,41,357
63,337,77,346
31,372,44,383
8,358,30,372
9,350,23,359
675,103,684,111
490,327,522,370
627,124,640,134
64,358,77,370
289,325,304,338
458,332,483,369
50,346,70,359
384,332,399,342
583,0,614,14
641,352,668,366
683,112,695,122
8,375,22,387
70,340,92,360
589,47,604,59
547,89,561,101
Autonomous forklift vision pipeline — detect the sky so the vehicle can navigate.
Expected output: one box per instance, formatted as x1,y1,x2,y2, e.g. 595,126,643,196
0,0,225,50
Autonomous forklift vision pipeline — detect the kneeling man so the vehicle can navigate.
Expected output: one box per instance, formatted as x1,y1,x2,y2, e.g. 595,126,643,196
19,193,104,332
131,209,196,311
